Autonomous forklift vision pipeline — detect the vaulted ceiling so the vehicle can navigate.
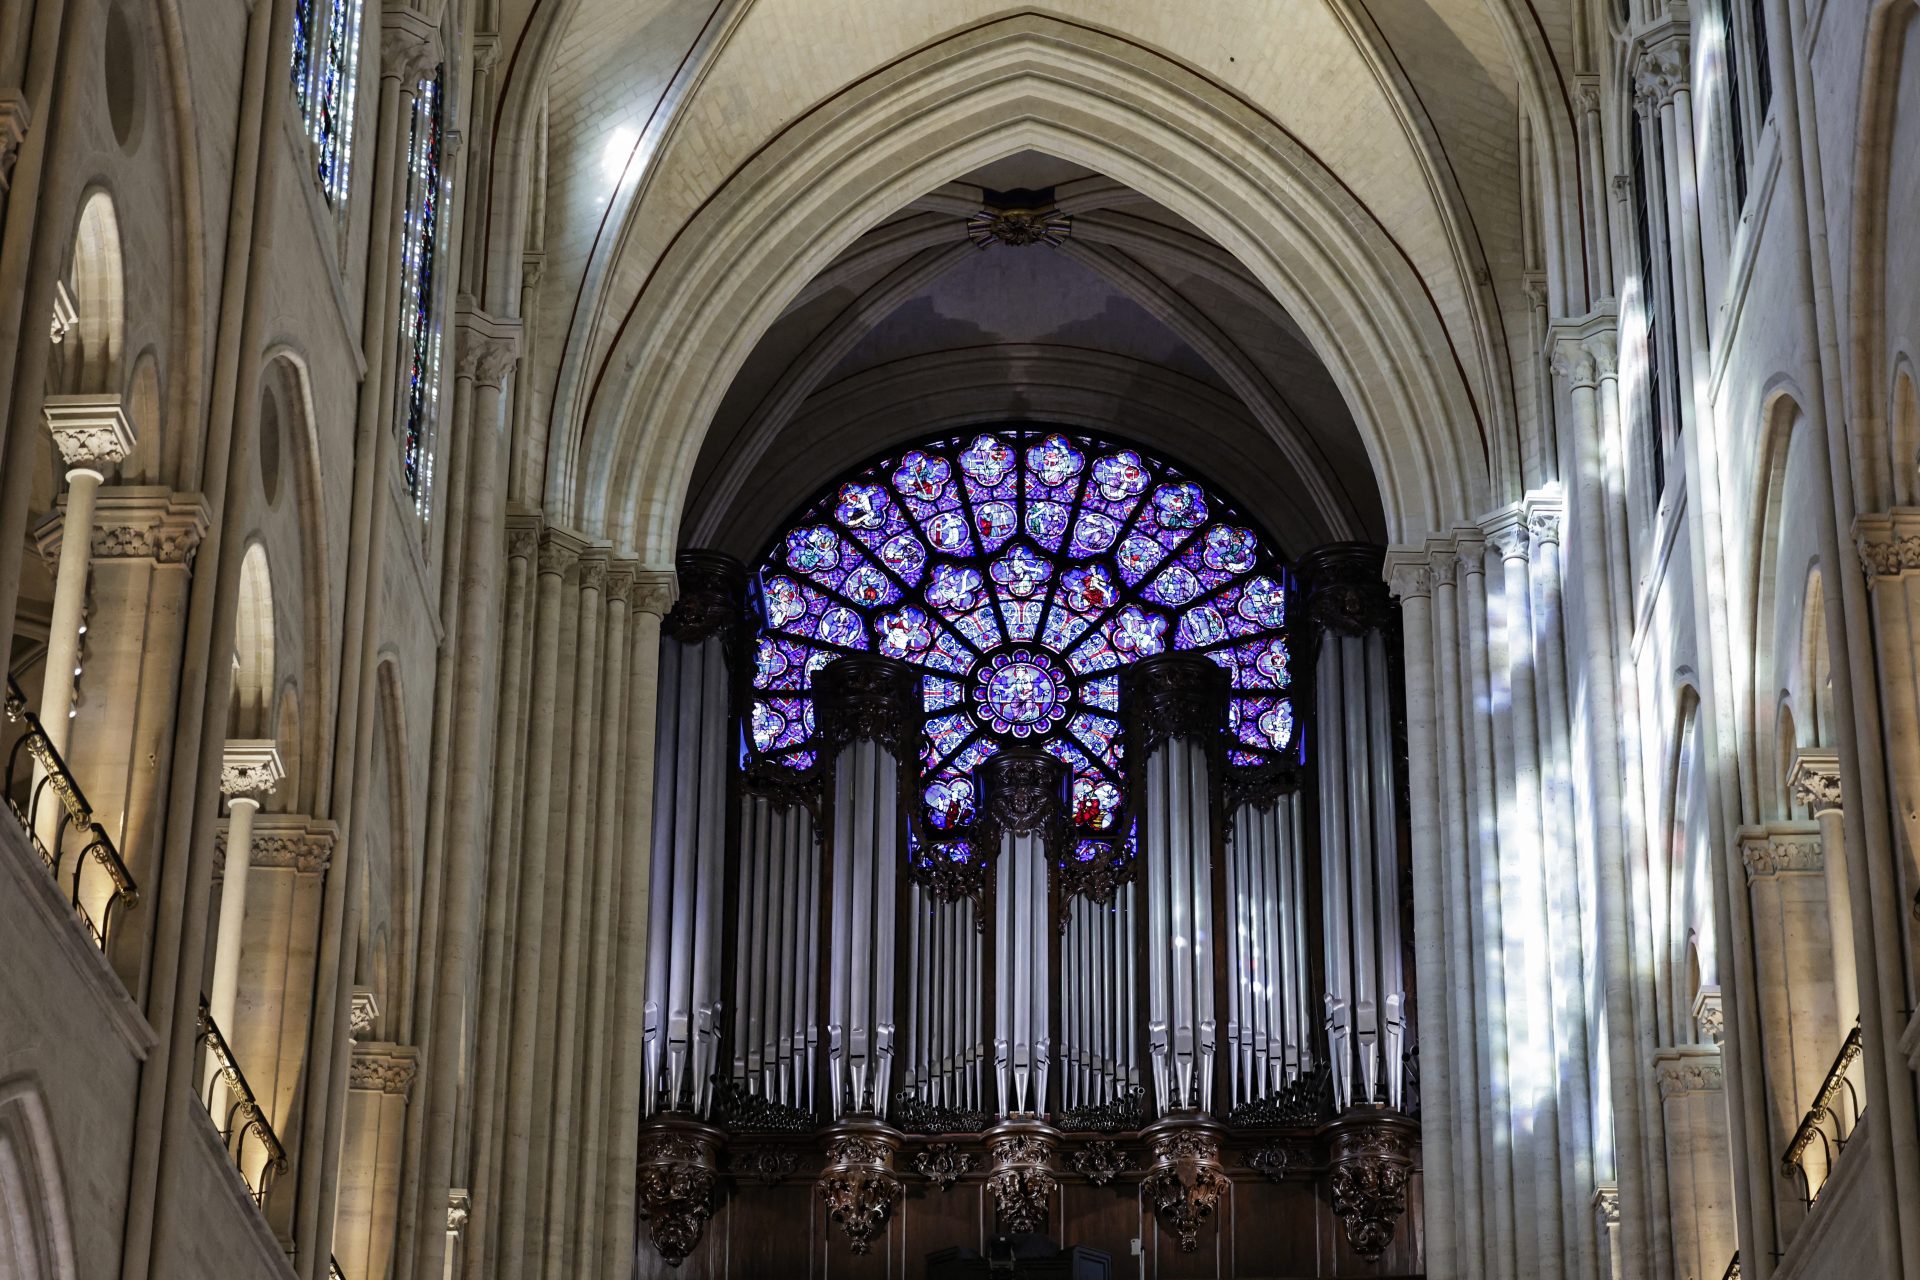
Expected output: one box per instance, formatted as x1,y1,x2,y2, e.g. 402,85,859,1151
478,0,1593,558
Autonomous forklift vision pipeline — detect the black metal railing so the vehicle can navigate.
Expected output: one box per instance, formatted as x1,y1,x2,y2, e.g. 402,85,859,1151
1722,1250,1741,1280
197,998,288,1206
329,1258,347,1280
1782,1025,1864,1205
3,674,137,949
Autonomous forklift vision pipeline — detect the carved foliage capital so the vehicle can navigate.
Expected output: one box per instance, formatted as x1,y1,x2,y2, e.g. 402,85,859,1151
381,15,442,85
456,325,521,389
220,740,284,799
1634,45,1688,109
348,1043,419,1097
1788,751,1844,813
43,395,135,469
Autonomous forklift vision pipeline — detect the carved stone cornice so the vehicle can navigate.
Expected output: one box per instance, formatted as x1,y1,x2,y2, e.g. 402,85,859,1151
348,1042,419,1098
1297,543,1392,635
815,654,920,755
1653,1045,1724,1097
454,308,521,389
1853,509,1920,585
1122,652,1227,758
817,1122,901,1256
985,1122,1059,1235
42,394,135,472
349,987,379,1040
912,1142,977,1191
637,1118,723,1267
664,549,746,644
215,815,337,876
220,740,284,800
1327,1114,1416,1261
1068,1139,1133,1186
34,489,211,569
1139,1119,1227,1254
1738,823,1823,880
380,10,442,85
1788,750,1843,814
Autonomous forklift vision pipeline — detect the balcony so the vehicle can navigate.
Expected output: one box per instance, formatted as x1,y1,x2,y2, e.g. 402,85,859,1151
1781,1026,1864,1206
2,674,137,950
197,998,289,1206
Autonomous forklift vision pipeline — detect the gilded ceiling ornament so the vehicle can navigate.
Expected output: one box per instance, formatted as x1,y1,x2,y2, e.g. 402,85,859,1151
966,206,1073,249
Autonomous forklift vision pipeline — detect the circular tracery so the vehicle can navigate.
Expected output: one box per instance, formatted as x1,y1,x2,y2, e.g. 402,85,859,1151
747,426,1296,846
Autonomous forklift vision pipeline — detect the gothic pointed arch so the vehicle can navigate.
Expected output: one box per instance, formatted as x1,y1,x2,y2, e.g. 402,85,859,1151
0,1079,78,1280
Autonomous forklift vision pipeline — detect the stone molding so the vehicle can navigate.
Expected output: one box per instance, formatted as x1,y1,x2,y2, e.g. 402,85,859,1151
1738,823,1823,880
214,815,338,877
42,394,135,471
1853,509,1920,585
220,740,284,799
1653,1045,1723,1097
0,88,28,192
34,489,211,568
348,1042,420,1098
1787,750,1843,814
380,10,442,85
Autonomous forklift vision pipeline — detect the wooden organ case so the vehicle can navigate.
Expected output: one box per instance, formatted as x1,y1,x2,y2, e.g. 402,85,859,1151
634,545,1423,1278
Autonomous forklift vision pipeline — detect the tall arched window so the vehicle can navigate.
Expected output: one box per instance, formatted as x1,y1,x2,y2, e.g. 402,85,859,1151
744,427,1298,874
397,67,445,510
292,0,364,209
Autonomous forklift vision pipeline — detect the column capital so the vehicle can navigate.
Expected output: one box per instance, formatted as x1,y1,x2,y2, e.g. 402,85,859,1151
380,10,442,85
505,506,544,561
632,568,679,619
1738,822,1823,880
43,394,135,472
1482,507,1529,562
1524,488,1564,547
1692,985,1725,1046
576,546,611,594
1652,1045,1723,1097
537,525,590,577
455,309,522,389
348,1041,420,1098
1633,42,1688,110
34,488,211,569
1299,542,1393,632
1852,508,1920,586
220,740,284,800
448,1188,472,1236
663,550,743,642
1788,749,1843,814
350,987,381,1039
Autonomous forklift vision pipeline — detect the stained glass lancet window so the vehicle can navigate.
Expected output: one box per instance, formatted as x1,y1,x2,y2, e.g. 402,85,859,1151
292,0,363,209
746,427,1298,871
397,67,446,509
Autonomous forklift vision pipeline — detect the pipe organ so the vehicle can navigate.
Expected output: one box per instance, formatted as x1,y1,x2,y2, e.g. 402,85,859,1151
633,541,1423,1276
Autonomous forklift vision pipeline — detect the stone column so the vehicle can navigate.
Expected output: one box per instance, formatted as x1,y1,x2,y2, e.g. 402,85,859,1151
337,1040,420,1280
205,741,284,1099
34,396,133,757
1652,1048,1737,1280
1737,823,1837,1240
1788,753,1856,1033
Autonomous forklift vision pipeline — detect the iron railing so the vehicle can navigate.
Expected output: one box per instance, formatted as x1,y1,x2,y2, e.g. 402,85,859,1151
197,998,288,1206
1722,1250,1741,1280
1782,1025,1864,1205
3,674,137,949
329,1258,347,1280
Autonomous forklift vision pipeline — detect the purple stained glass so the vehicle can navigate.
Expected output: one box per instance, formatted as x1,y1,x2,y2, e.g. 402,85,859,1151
397,66,443,508
747,428,1298,811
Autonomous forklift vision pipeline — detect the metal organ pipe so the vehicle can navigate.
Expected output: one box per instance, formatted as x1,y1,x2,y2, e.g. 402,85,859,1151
728,787,817,1116
1301,543,1410,1117
982,750,1065,1118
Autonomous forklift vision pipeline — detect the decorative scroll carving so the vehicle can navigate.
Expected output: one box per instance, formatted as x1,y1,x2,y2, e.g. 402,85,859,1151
817,1126,901,1255
1245,1140,1313,1182
913,1143,977,1191
1123,653,1227,762
1223,758,1305,839
731,1145,802,1186
890,1090,991,1134
1327,1115,1415,1261
1297,543,1392,636
815,654,920,754
985,1125,1059,1234
218,817,336,875
637,1120,723,1266
1069,1140,1134,1186
1054,845,1134,920
1055,1086,1148,1134
911,847,990,904
742,761,824,836
665,549,747,644
1139,1121,1227,1254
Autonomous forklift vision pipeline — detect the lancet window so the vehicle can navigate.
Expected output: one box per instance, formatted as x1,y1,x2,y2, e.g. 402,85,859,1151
397,67,445,509
292,0,364,210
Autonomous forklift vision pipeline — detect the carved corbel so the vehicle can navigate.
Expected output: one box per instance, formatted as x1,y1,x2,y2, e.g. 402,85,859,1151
817,1125,901,1255
985,1123,1059,1235
637,1118,724,1267
1138,1119,1227,1253
1327,1114,1416,1261
1297,543,1393,635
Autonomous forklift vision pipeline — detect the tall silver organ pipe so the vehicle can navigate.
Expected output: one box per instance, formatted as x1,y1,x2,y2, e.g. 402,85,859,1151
730,784,819,1115
1224,793,1312,1107
815,655,919,1120
1058,883,1138,1116
981,750,1065,1117
902,883,983,1113
641,553,745,1116
1301,544,1407,1114
1125,654,1229,1117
